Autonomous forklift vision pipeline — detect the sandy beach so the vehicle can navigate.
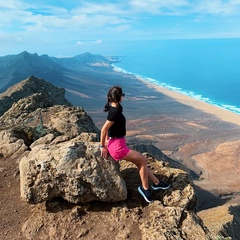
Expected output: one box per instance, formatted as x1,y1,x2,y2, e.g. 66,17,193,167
137,76,240,127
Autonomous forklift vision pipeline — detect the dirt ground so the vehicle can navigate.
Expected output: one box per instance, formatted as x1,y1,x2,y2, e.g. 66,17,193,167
0,156,33,239
0,154,168,240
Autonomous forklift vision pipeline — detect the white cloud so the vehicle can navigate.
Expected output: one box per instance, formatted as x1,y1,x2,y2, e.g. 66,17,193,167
1,0,240,36
0,0,132,36
76,39,102,45
194,0,240,16
95,39,102,44
129,0,240,16
0,0,240,56
0,32,22,45
72,2,126,15
0,0,26,9
129,0,190,15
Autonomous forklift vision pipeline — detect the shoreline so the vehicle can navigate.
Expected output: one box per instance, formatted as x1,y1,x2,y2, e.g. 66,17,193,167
136,76,240,127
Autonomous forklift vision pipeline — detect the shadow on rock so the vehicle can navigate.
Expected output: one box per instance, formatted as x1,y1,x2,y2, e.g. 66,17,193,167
194,184,230,211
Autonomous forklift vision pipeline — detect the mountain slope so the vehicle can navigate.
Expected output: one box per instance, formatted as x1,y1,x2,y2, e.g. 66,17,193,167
0,51,119,109
51,52,116,71
0,51,116,91
0,51,69,91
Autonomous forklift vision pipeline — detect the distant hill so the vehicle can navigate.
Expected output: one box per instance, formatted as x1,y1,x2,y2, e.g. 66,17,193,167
0,51,120,109
0,51,118,91
51,52,117,71
0,76,73,117
0,51,68,91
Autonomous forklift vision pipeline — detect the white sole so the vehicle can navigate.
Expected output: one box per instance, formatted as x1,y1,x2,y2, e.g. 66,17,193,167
138,187,153,203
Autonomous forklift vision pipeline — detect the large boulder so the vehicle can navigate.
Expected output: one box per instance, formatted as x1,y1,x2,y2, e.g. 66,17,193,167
19,137,127,204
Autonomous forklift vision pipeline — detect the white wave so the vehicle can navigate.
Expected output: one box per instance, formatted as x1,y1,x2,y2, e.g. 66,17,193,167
112,63,240,116
221,104,240,115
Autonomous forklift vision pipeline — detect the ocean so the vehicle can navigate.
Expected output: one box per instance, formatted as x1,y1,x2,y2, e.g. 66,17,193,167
113,38,240,115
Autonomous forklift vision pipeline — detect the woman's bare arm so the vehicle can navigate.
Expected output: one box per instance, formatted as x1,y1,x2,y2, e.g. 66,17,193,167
100,120,114,158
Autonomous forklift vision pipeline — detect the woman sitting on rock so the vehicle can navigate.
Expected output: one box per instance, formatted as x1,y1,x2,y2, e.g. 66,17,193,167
100,86,170,203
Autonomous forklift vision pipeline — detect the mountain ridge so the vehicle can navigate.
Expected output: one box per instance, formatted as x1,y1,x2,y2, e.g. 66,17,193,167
0,51,117,94
0,51,123,112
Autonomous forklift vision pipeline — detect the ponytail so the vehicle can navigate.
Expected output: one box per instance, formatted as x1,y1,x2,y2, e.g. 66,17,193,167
104,102,110,112
103,86,123,112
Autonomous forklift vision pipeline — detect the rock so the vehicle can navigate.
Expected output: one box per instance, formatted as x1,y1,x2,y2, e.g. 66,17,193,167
0,104,100,159
161,168,197,210
199,204,240,239
139,203,209,239
0,130,29,158
0,104,99,141
19,140,127,203
0,75,72,117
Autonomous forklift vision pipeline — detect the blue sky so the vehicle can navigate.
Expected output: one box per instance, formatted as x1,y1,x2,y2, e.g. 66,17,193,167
0,0,240,56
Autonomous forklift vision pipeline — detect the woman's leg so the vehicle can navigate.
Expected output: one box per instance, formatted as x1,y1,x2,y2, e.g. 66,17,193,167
123,149,159,190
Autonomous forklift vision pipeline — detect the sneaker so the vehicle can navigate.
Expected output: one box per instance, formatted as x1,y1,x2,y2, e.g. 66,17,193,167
138,186,153,203
151,181,170,190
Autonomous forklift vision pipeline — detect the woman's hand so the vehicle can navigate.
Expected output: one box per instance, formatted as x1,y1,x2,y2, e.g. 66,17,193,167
100,147,108,159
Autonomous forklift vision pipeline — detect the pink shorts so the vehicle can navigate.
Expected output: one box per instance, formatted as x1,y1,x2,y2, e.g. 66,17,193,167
107,137,130,161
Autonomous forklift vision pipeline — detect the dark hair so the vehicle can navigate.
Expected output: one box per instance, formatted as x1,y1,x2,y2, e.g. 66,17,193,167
104,86,123,112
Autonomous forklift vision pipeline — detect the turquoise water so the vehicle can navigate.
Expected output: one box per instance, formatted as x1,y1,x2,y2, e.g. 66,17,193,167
113,39,240,115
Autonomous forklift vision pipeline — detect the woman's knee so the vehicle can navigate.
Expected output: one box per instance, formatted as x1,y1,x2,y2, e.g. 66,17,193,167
125,150,148,165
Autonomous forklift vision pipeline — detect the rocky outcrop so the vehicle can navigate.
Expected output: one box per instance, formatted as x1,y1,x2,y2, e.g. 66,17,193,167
0,75,72,116
199,204,240,239
20,156,212,240
20,137,127,203
0,104,99,159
